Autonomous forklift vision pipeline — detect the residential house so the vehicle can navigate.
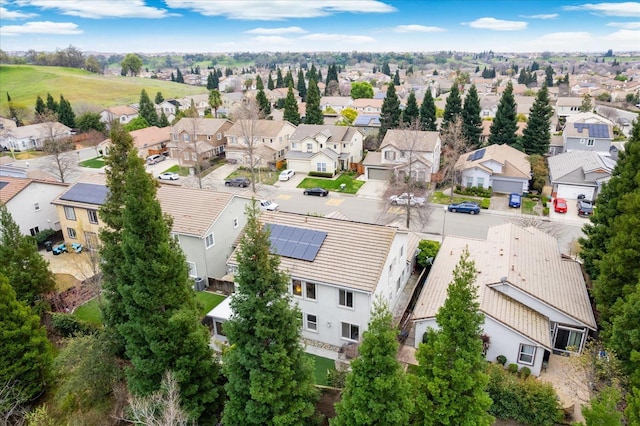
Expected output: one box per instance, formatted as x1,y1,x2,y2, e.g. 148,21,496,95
555,97,583,118
0,122,72,151
352,114,381,136
215,211,417,351
0,176,68,236
168,118,233,166
351,98,383,114
99,126,171,159
225,120,296,168
363,129,441,182
548,151,615,200
456,144,531,194
175,94,210,117
156,100,178,123
286,124,364,175
320,96,353,114
413,223,597,377
99,105,138,126
562,113,614,156
219,92,246,117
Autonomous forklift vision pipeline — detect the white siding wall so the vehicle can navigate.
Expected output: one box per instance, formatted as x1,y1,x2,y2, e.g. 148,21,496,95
8,182,65,235
372,233,410,310
460,168,492,189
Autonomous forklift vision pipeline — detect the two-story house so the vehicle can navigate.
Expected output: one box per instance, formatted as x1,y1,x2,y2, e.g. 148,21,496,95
351,98,383,114
225,120,296,168
456,144,531,194
555,97,584,119
99,105,139,127
168,118,233,167
214,211,417,352
0,176,68,237
0,122,72,151
99,126,171,159
562,113,614,156
363,129,441,182
285,124,363,175
548,150,616,200
320,96,353,114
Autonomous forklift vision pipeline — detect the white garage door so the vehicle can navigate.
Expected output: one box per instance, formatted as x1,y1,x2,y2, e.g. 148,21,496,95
367,167,391,180
286,159,311,174
556,184,595,200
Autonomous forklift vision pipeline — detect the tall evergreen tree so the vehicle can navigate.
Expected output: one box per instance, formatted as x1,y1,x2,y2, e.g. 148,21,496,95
381,62,391,76
57,95,75,128
0,275,53,406
222,203,318,425
296,69,307,102
393,69,401,85
419,90,437,131
175,68,184,83
307,64,318,82
255,75,264,91
488,81,518,146
379,83,401,139
158,111,169,127
45,93,58,114
325,64,338,94
441,84,462,131
522,84,553,155
462,84,482,148
284,70,294,88
267,72,275,90
0,204,56,306
545,65,554,87
276,68,284,88
402,90,419,126
35,95,46,116
413,248,494,425
331,299,412,425
256,88,271,118
304,78,323,125
207,72,215,90
283,84,301,125
138,89,158,127
317,69,323,83
154,91,164,104
212,72,220,89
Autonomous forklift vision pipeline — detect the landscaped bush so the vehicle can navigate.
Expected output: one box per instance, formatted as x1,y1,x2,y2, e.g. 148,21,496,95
33,228,56,245
417,240,441,268
497,355,507,366
507,363,519,374
518,366,531,379
51,312,99,337
480,198,491,209
327,366,348,389
308,171,334,178
543,207,550,216
486,363,562,425
454,186,493,198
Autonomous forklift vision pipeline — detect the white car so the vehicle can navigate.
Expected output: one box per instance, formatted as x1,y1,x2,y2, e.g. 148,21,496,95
158,172,179,181
279,169,295,181
389,193,426,207
259,199,279,211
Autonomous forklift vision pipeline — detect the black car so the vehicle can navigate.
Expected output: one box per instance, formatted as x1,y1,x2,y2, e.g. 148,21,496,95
224,177,250,187
303,187,329,197
577,200,594,217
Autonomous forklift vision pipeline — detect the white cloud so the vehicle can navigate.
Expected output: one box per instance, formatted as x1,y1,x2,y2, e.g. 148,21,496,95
601,28,640,41
0,21,82,35
245,26,307,35
14,0,173,18
164,0,396,20
521,13,559,19
392,24,445,33
606,21,640,28
529,31,593,50
300,33,375,43
464,17,528,31
0,6,37,19
563,2,640,18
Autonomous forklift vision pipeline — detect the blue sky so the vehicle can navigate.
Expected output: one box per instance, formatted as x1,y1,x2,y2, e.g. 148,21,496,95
1,0,639,53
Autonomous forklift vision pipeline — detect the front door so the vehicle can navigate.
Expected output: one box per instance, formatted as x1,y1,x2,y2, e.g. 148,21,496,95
554,327,584,353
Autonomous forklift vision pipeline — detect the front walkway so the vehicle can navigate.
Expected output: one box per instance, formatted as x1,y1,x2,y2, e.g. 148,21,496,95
538,353,590,423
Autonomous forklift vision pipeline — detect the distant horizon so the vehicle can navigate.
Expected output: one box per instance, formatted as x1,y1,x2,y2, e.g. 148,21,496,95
1,1,639,54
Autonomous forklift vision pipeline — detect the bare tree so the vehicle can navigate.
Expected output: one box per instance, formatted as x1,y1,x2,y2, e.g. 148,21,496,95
230,97,266,194
179,112,206,189
0,379,29,426
439,116,471,201
511,215,563,239
37,111,77,183
125,371,193,426
597,105,619,123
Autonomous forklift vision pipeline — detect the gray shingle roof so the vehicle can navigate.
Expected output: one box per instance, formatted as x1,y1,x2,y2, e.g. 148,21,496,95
290,124,351,142
548,151,615,182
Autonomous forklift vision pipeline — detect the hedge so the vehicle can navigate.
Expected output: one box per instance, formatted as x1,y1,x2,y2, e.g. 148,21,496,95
308,171,334,178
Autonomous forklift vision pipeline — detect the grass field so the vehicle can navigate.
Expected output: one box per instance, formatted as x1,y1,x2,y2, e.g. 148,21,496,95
522,199,539,215
226,167,280,185
0,65,207,120
79,156,105,168
74,299,102,325
297,173,364,194
305,354,335,386
195,291,225,316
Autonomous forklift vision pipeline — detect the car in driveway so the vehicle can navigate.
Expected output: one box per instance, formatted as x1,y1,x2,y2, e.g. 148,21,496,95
303,187,329,197
577,199,594,217
447,202,481,215
259,199,279,211
146,154,166,165
389,193,426,207
553,198,568,213
224,177,250,187
508,193,522,208
158,172,179,181
279,169,295,181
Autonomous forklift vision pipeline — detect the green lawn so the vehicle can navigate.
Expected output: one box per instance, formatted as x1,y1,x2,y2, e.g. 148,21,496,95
195,291,225,316
297,173,364,194
522,199,539,215
430,191,481,205
79,156,105,168
162,164,191,176
225,167,279,185
74,298,102,325
305,353,335,386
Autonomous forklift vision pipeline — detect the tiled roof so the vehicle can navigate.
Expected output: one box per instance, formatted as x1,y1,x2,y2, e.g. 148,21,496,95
228,211,398,293
380,129,440,152
290,124,351,142
0,177,65,203
172,118,232,135
456,144,531,179
352,98,384,108
548,151,615,182
225,119,292,137
104,105,138,116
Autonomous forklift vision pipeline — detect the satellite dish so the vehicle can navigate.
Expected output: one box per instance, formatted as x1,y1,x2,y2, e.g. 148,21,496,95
500,276,508,284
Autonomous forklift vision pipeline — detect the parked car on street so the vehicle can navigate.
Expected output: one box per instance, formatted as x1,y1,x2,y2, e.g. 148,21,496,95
146,154,166,165
259,200,279,211
158,172,179,181
447,202,481,215
224,177,250,187
553,198,568,213
389,193,426,207
508,193,522,208
303,187,329,197
279,169,295,181
577,200,594,217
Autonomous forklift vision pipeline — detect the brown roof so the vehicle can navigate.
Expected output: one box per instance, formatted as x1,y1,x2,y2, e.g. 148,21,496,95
225,119,292,137
351,98,383,109
172,118,232,135
228,211,399,293
290,124,359,142
105,105,138,116
380,129,440,152
456,144,531,179
0,176,68,204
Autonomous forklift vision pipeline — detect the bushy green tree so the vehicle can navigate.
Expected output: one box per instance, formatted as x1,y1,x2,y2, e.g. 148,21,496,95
402,90,419,126
35,95,46,116
419,90,437,131
522,84,553,155
154,91,164,104
138,89,157,127
58,95,76,128
76,112,106,133
283,83,301,125
412,248,493,425
223,202,318,425
256,87,271,118
580,94,593,112
124,116,149,132
120,53,142,76
158,111,169,127
304,78,323,125
379,83,401,139
441,84,462,131
332,299,412,426
350,81,374,99
462,84,482,148
489,81,518,146
582,385,623,425
416,240,441,268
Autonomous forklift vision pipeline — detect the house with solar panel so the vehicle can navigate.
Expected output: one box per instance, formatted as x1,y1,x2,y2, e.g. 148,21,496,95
216,211,419,352
562,113,614,156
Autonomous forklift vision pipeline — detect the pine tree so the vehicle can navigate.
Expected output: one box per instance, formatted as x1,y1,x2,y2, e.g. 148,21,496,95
522,84,553,155
331,299,412,425
0,204,56,306
382,62,391,76
304,78,323,125
154,91,164,104
138,89,158,127
0,275,53,405
284,70,294,88
45,93,58,114
462,84,482,148
325,64,338,94
545,65,554,87
413,248,494,425
441,84,462,131
379,83,401,139
283,84,301,125
419,90,437,131
402,90,419,126
267,72,275,90
57,95,75,128
176,68,184,83
297,69,307,102
256,88,271,118
488,81,518,146
255,75,264,91
393,69,401,85
276,68,284,88
207,72,215,90
222,202,318,425
35,95,46,116
158,111,169,127
212,72,220,89
307,64,318,82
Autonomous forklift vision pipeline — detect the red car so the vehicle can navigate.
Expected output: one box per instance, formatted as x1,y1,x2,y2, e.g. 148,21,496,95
553,198,568,213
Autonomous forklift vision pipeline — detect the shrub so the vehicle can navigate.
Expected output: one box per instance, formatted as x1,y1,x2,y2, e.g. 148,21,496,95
417,240,441,268
327,367,348,389
507,363,519,374
308,171,334,178
33,228,56,244
543,207,550,216
481,198,491,209
51,313,99,337
519,366,531,379
497,355,507,365
453,186,493,198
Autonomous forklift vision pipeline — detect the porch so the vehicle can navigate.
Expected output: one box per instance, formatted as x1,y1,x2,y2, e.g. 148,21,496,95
538,353,590,424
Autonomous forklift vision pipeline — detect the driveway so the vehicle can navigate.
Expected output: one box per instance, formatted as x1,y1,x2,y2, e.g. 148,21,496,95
490,193,513,212
549,197,591,225
356,178,388,200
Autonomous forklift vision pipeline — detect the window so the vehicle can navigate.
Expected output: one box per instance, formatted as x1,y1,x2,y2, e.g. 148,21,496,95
518,344,536,365
217,132,222,140
317,162,327,172
306,143,313,152
384,151,396,160
466,178,473,187
191,152,197,161
306,282,316,300
292,280,303,297
207,135,211,140
587,139,595,146
87,209,98,224
29,227,39,236
292,142,297,149
34,202,40,211
67,227,77,239
320,143,324,149
215,321,225,336
341,322,359,341
205,233,215,248
339,289,353,308
186,261,197,277
233,217,239,228
306,314,317,331
183,134,190,141
64,206,76,220
477,177,485,188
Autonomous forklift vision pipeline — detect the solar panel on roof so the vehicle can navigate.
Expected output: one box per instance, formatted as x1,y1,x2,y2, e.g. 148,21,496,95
476,148,486,160
60,183,109,205
265,224,327,262
0,181,8,190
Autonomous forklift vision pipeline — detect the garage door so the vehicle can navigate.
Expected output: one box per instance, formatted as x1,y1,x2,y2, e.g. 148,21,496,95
491,178,523,194
367,167,391,180
556,184,595,200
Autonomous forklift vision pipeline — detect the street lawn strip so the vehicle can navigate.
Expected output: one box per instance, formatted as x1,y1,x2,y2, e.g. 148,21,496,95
74,298,102,325
162,164,191,176
522,199,539,215
430,191,486,205
225,167,279,185
297,173,364,194
194,291,225,316
304,353,335,386
79,156,105,168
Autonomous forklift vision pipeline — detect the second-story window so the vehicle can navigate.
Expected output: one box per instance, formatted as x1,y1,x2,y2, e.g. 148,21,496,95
87,209,98,224
339,289,353,308
64,206,76,221
205,233,215,248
